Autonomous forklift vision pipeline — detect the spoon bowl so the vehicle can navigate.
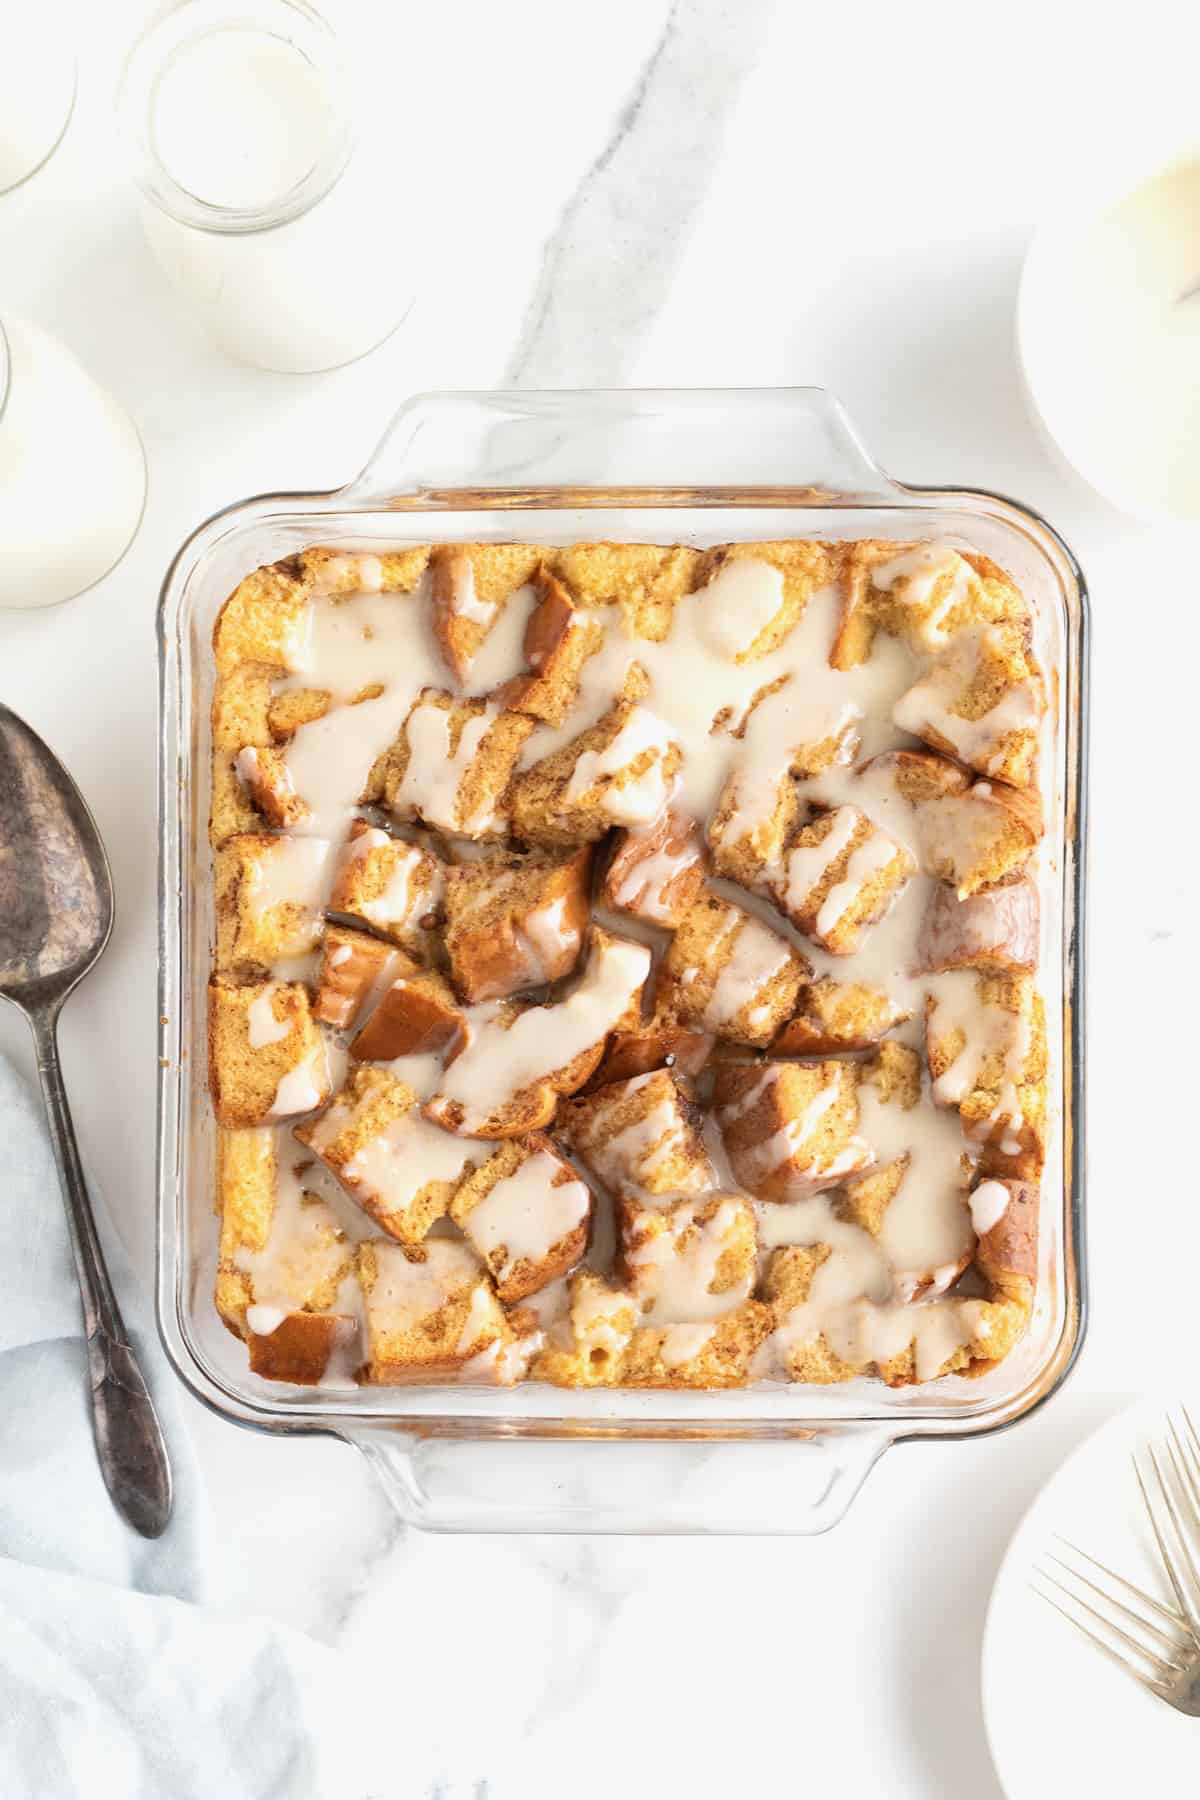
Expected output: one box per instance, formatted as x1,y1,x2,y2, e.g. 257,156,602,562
0,703,171,1538
0,705,114,1004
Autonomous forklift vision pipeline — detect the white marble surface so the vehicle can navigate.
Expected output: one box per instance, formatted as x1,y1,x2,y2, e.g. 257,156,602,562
1,0,1197,1792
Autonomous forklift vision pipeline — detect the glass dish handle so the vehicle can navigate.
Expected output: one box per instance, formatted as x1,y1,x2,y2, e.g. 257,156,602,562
339,387,900,507
345,1426,892,1535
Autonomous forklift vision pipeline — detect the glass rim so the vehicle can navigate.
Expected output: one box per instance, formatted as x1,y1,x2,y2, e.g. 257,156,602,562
115,0,354,236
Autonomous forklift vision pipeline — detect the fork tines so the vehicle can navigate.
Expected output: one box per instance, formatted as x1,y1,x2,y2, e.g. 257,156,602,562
1032,1535,1194,1699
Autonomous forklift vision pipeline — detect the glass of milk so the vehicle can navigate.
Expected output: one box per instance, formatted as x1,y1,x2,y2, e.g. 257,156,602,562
0,315,147,610
0,11,76,194
117,0,416,372
1019,139,1200,522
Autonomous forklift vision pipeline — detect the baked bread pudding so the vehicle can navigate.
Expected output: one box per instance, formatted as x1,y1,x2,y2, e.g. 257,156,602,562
207,538,1050,1390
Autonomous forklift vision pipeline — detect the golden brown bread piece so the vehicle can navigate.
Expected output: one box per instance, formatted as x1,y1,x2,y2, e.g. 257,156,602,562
531,1271,639,1388
925,973,1047,1180
916,879,1040,975
442,845,591,1002
312,924,405,1031
498,570,606,725
449,1134,592,1302
893,621,1045,788
296,1065,478,1243
559,1070,715,1199
214,833,329,974
348,962,464,1060
601,811,706,926
770,805,915,955
424,927,650,1139
370,687,534,838
658,890,809,1048
247,1312,358,1385
208,980,329,1127
771,976,909,1056
713,1059,873,1201
327,820,444,952
585,1010,714,1088
429,543,543,684
509,697,682,846
358,1239,506,1382
619,1190,758,1319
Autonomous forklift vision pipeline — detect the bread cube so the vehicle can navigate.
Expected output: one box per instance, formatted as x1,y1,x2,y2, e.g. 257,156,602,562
510,699,682,844
706,675,861,886
296,1065,478,1243
560,1070,715,1199
857,746,1040,898
373,687,534,838
327,820,444,951
658,892,808,1048
757,1245,866,1383
925,972,1047,1178
234,745,309,830
621,1303,773,1388
449,1134,592,1301
349,961,464,1060
213,558,312,676
916,879,1040,975
585,1009,714,1088
772,975,909,1055
358,1239,507,1382
499,570,606,725
601,810,706,926
969,1176,1038,1308
443,845,591,1002
300,545,430,599
217,1134,349,1313
208,980,330,1127
548,541,702,641
531,1270,639,1387
893,621,1045,788
620,1191,757,1321
697,541,836,659
214,833,331,973
429,543,543,684
714,1059,872,1202
313,924,406,1030
215,1127,355,1380
424,928,650,1138
771,805,915,955
839,1044,974,1302
865,542,1022,653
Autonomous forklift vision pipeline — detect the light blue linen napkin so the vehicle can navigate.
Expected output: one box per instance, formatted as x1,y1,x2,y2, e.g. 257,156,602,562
0,1053,372,1800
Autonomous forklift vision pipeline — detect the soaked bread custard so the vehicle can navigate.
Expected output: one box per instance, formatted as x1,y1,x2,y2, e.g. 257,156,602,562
208,538,1049,1390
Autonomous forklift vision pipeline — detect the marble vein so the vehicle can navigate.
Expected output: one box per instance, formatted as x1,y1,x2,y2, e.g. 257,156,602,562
505,0,775,388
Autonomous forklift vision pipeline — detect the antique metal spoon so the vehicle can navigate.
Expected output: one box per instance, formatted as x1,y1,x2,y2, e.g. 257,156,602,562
0,703,172,1537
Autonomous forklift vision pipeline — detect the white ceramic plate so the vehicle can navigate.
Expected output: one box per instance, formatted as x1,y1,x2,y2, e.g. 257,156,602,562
982,1396,1200,1796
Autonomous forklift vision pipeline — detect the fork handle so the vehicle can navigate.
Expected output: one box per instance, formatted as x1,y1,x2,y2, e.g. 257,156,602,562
31,1005,173,1539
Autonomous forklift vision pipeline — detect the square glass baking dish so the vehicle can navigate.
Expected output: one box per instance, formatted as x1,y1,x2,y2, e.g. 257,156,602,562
157,387,1089,1533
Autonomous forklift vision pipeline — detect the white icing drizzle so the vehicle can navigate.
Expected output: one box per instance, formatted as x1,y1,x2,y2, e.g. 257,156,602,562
392,700,497,835
462,1150,590,1278
562,705,678,825
626,1195,752,1323
326,1109,475,1222
462,582,537,695
250,836,331,916
926,970,1031,1136
704,914,793,1028
893,625,1040,774
267,1042,327,1118
814,829,901,940
429,936,650,1131
969,1179,1011,1236
871,545,975,649
247,987,291,1047
658,1322,716,1367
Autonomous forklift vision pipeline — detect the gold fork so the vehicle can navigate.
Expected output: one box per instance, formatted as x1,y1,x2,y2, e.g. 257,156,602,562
1031,1409,1200,1716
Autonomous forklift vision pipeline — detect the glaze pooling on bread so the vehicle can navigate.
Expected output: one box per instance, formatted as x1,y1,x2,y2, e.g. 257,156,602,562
208,536,1053,1389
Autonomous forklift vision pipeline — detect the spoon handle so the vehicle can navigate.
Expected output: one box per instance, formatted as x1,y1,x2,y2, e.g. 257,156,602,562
31,1008,173,1539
